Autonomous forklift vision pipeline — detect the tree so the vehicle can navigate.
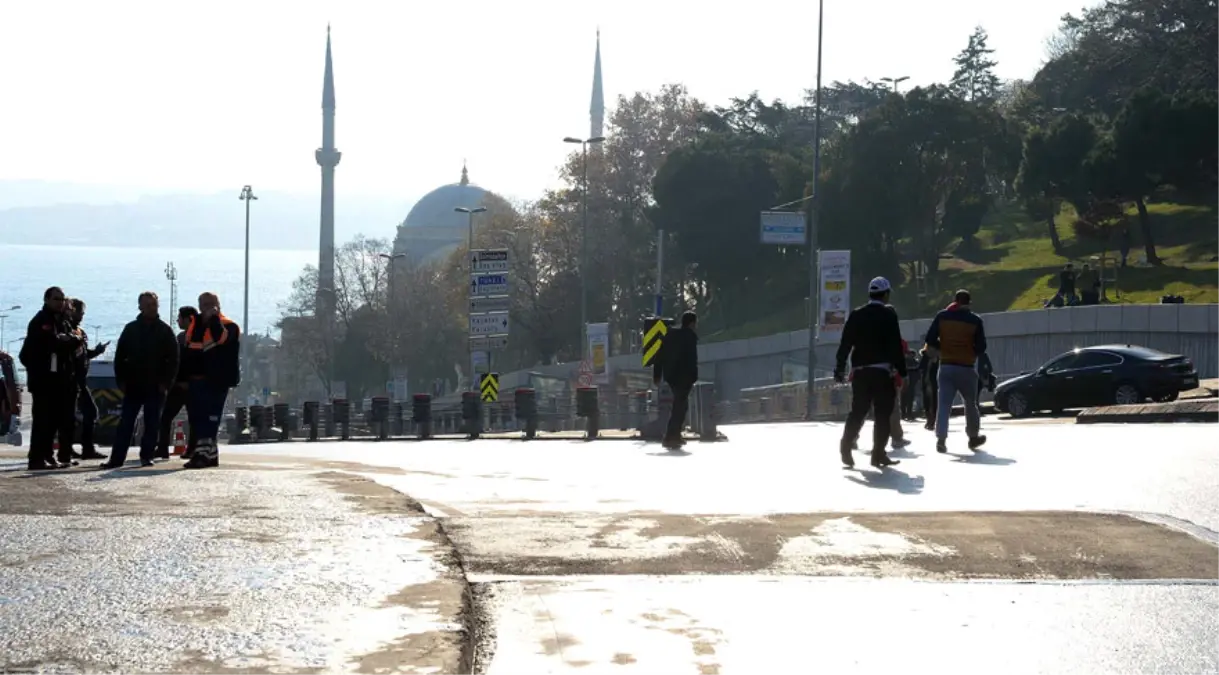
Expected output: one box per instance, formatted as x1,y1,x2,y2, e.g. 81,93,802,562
949,27,1001,105
1015,115,1104,254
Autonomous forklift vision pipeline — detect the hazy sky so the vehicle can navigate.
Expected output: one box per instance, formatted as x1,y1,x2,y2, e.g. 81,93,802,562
0,0,1085,206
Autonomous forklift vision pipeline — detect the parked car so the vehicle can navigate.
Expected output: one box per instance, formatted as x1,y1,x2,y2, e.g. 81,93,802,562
994,344,1199,418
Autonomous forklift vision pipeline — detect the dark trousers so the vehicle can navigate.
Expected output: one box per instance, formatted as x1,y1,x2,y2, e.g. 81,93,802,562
109,390,163,464
842,368,896,453
77,385,97,451
187,380,228,448
29,382,76,464
665,383,692,441
922,372,939,423
901,371,919,419
157,384,196,456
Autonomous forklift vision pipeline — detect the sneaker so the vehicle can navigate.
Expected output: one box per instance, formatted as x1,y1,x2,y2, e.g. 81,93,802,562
936,439,948,454
968,435,987,451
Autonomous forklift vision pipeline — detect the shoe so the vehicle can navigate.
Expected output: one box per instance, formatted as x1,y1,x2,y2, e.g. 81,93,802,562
967,435,987,451
870,451,900,468
80,449,108,461
99,461,123,470
27,460,56,471
891,437,911,449
183,456,218,469
140,460,155,467
153,450,170,461
839,438,855,468
923,421,934,431
57,456,79,467
936,439,948,454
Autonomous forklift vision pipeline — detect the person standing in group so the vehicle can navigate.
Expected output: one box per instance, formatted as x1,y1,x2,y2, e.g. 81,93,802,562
919,345,940,430
181,292,240,469
19,286,81,470
101,292,179,469
901,342,920,421
833,277,905,469
924,289,988,453
155,306,199,461
652,310,699,450
68,298,109,461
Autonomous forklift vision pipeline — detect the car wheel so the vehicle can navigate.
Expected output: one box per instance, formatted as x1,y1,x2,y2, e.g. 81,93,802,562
1153,392,1179,403
1114,383,1142,406
1006,392,1031,418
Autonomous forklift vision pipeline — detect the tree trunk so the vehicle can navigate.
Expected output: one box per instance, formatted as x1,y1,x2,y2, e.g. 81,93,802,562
1134,197,1162,265
1046,213,1062,253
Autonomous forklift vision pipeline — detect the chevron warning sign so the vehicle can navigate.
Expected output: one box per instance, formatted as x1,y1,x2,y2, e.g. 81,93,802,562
479,372,500,403
642,317,668,368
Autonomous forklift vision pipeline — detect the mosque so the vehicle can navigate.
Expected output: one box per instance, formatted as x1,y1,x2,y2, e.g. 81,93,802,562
391,31,606,264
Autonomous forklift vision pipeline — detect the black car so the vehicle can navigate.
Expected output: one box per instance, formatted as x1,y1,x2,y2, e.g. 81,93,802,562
994,344,1200,418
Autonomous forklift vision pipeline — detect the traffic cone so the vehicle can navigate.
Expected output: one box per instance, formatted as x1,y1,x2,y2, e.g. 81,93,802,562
172,421,187,456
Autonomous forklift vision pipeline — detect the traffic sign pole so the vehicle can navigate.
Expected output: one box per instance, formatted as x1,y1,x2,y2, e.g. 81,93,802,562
468,248,511,390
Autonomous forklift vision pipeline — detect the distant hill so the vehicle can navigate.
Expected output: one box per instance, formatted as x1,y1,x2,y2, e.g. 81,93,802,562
0,182,418,250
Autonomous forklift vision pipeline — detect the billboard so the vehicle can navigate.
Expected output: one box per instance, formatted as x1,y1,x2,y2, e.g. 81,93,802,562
818,250,851,343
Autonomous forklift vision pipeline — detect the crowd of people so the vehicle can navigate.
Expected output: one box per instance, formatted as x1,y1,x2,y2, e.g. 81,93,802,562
14,286,240,471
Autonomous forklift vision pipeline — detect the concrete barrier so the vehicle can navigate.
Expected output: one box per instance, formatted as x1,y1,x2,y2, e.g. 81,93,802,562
1076,398,1218,424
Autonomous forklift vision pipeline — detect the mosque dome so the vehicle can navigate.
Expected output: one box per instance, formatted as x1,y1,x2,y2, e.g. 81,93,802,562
393,163,508,262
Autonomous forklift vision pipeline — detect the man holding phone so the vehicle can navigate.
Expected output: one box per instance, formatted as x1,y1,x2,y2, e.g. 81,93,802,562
69,298,109,460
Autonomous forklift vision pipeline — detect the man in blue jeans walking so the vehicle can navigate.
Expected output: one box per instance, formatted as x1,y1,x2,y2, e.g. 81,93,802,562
101,292,180,468
923,289,988,454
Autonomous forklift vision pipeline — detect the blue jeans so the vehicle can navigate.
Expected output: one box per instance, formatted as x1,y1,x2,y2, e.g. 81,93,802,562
110,390,164,464
936,364,981,440
187,380,228,442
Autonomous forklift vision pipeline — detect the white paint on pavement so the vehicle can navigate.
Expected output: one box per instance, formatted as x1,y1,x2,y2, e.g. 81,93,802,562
771,517,955,576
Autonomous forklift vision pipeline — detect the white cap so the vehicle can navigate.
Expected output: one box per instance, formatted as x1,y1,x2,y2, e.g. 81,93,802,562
868,276,892,293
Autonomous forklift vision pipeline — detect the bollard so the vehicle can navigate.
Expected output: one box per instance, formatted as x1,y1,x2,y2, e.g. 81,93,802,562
333,398,350,440
576,387,600,440
323,403,336,438
303,401,320,441
694,382,718,441
371,396,390,440
514,388,538,440
234,406,252,444
412,394,432,439
273,403,291,441
461,392,482,439
392,402,405,436
618,392,630,431
639,384,672,441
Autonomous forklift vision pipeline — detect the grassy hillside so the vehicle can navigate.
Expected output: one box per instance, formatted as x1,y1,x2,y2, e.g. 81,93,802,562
705,198,1217,344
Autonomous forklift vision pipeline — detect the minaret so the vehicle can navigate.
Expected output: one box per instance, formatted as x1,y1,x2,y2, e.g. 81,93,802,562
315,25,341,316
590,29,604,140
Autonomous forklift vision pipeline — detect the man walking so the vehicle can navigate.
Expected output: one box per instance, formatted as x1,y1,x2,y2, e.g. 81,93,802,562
19,287,80,470
652,310,699,450
68,298,109,460
924,289,988,453
182,292,241,469
155,306,199,460
834,277,904,469
101,292,179,469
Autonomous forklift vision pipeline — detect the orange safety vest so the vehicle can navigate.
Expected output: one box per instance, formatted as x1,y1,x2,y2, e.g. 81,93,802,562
185,314,237,352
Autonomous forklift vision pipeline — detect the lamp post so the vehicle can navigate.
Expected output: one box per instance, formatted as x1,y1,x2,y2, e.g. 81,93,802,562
454,206,487,254
165,262,178,317
238,185,258,336
805,0,825,421
880,75,909,93
562,135,605,361
0,305,20,346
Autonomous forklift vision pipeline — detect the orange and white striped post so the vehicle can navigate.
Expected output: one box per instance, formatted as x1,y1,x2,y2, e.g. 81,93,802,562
172,420,187,456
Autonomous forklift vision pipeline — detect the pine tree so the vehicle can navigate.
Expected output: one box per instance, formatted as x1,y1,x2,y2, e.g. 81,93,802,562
950,26,1001,105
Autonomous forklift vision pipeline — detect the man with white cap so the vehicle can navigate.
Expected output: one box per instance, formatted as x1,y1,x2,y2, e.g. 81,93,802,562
833,276,906,469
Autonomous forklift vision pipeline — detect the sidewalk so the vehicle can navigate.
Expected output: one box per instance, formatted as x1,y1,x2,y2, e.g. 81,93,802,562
0,452,470,674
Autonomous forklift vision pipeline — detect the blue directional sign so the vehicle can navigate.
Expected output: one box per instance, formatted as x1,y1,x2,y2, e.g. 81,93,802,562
469,273,509,298
760,211,807,245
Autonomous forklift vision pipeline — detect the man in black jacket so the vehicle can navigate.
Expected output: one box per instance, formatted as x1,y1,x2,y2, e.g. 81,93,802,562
101,292,179,468
68,298,109,460
652,311,699,449
182,292,241,469
833,277,905,469
154,306,199,460
20,286,81,470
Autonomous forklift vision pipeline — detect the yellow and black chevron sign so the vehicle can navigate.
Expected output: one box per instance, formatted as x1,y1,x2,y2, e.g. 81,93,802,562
642,318,668,367
479,372,500,403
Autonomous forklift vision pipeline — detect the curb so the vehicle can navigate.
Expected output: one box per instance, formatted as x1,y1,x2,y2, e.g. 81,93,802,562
1076,399,1218,424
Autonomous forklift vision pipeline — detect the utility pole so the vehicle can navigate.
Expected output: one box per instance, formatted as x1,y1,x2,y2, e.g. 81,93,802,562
805,0,825,421
562,135,605,361
239,185,258,336
655,230,664,316
456,206,488,388
164,262,178,317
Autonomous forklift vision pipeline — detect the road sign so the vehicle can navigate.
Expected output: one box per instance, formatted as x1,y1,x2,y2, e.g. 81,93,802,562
469,273,509,298
469,296,511,314
479,372,500,402
469,334,509,352
642,317,669,367
469,312,510,336
759,211,807,245
471,249,510,274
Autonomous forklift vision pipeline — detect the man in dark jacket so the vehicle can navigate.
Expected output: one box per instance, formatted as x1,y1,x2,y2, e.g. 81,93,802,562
20,286,81,470
182,292,241,469
924,289,988,453
101,292,179,468
68,298,109,460
834,277,905,469
652,311,699,450
155,306,199,460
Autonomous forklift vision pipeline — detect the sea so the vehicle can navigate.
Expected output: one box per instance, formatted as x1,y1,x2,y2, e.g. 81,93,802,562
0,244,314,348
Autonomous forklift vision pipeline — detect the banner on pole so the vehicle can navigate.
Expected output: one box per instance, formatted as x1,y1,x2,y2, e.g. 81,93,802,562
586,322,610,384
818,250,851,343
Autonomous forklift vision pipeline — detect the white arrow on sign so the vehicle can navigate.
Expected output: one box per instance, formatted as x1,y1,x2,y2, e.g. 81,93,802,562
469,296,511,314
471,249,510,273
470,273,509,298
469,334,509,351
469,311,511,336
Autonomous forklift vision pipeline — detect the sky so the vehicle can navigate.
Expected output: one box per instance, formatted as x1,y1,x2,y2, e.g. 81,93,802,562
0,0,1089,208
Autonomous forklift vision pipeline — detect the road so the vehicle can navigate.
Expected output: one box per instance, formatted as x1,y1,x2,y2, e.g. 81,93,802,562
226,417,1218,674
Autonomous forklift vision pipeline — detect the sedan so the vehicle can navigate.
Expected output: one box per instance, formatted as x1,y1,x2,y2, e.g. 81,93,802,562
994,344,1200,418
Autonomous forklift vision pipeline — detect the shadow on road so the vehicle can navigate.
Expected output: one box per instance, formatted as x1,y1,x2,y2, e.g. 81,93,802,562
845,467,925,494
950,451,1017,466
87,467,180,482
646,449,692,457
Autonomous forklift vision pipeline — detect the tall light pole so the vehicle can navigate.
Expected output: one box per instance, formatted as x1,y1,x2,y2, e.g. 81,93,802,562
454,206,487,254
805,0,825,421
239,185,258,335
0,305,20,346
562,135,605,361
880,75,909,93
165,262,178,316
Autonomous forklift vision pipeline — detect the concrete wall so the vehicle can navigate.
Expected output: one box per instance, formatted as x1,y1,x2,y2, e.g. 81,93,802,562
494,304,1218,400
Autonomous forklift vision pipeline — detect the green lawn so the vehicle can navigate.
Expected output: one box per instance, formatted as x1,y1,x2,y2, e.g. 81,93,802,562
704,198,1217,344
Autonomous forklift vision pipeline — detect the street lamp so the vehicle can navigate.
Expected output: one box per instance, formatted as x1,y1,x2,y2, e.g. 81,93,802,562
562,135,605,361
454,206,487,253
880,75,909,93
805,0,825,421
239,185,258,336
